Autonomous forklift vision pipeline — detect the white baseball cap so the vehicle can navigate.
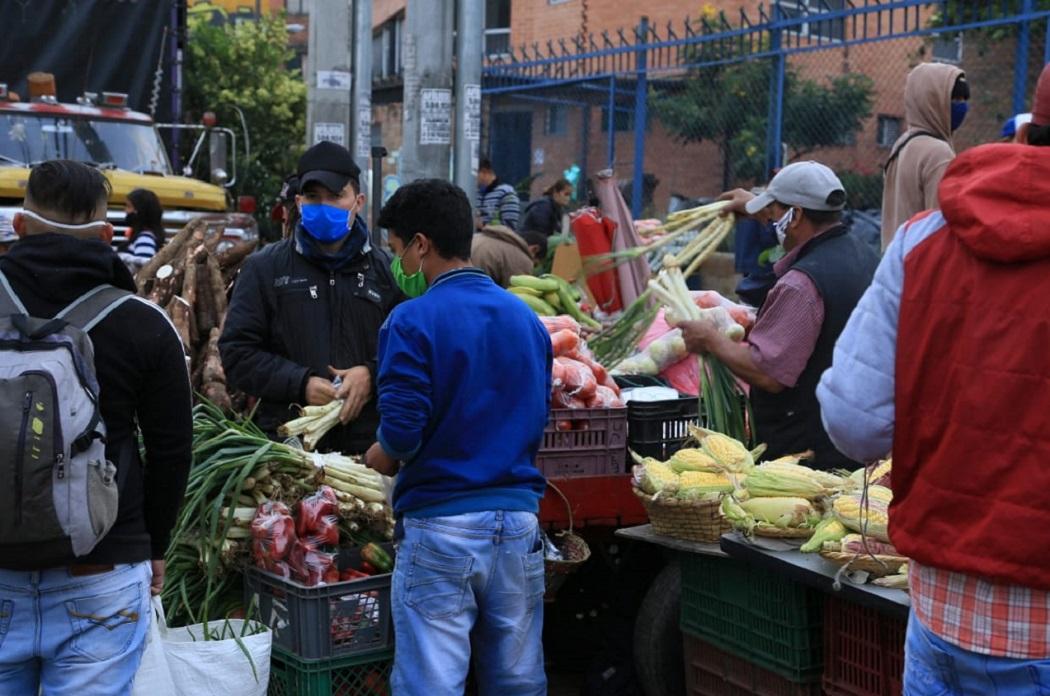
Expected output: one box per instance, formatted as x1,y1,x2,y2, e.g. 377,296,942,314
745,161,846,215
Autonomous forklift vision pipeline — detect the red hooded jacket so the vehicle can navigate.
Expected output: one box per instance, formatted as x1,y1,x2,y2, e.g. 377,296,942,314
893,143,1050,589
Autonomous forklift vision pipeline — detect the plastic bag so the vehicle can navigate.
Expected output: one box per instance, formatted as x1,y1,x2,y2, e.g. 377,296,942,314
550,329,580,357
586,385,626,409
288,539,340,586
296,486,340,547
695,290,756,330
540,315,582,335
251,501,296,570
131,597,177,696
552,389,587,410
553,357,598,400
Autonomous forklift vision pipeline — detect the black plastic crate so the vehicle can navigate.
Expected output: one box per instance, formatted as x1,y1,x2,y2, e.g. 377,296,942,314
245,544,394,661
627,396,701,460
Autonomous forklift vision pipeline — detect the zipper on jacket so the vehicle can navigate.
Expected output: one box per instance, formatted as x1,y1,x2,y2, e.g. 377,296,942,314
14,390,31,526
330,271,336,288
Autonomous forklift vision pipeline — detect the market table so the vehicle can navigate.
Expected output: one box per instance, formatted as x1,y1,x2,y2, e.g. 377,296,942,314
615,523,727,557
719,531,910,620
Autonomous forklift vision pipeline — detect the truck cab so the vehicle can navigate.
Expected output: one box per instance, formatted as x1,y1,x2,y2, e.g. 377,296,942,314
0,80,257,248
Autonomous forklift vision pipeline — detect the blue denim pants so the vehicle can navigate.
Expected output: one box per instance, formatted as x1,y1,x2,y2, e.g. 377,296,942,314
390,511,546,696
0,561,152,696
904,611,1050,695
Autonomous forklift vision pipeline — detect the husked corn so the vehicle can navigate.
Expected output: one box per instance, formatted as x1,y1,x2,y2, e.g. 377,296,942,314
699,432,753,472
668,448,719,473
640,461,680,495
833,495,891,543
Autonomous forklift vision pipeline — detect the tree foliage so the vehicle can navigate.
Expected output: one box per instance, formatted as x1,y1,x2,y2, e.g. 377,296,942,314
651,60,874,188
183,14,306,231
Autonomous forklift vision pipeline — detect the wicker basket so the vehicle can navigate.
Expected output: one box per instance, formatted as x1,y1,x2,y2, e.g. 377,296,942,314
753,524,815,539
543,481,591,601
820,551,908,577
632,487,731,543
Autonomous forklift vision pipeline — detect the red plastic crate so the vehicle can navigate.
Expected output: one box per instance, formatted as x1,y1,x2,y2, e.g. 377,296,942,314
683,631,822,696
537,407,627,477
822,596,906,696
538,474,647,529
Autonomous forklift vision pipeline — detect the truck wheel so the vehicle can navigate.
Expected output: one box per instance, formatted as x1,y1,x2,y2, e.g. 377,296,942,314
633,561,685,696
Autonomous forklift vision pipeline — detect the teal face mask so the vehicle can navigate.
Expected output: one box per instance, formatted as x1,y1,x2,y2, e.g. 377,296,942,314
391,237,427,298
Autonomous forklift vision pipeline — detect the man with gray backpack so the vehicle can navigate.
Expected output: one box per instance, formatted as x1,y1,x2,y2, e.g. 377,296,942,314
0,160,193,695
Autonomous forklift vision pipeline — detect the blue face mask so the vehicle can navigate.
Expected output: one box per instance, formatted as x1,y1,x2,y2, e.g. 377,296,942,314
300,203,354,243
951,101,969,132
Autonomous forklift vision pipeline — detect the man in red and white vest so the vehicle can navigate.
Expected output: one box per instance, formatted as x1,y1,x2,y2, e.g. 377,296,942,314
818,63,1050,693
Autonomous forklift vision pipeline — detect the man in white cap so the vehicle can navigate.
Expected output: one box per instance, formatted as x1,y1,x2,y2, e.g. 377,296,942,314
679,162,879,470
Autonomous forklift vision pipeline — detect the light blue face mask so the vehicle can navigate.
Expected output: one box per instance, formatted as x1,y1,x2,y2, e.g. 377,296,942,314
299,203,354,243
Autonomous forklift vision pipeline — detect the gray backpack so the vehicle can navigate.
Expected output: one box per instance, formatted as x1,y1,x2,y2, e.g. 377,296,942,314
0,271,133,568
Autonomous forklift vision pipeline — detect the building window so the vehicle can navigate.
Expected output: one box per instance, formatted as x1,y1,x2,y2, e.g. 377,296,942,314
931,33,963,64
545,105,569,136
372,14,404,80
782,0,846,41
485,0,511,57
877,115,902,148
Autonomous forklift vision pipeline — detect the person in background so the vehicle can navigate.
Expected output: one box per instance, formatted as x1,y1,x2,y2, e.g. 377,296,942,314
0,161,192,694
1000,112,1032,142
271,173,300,240
366,179,550,696
818,63,1050,695
471,226,547,288
118,188,164,273
521,178,572,237
681,163,879,470
220,141,401,455
881,63,968,250
477,158,521,230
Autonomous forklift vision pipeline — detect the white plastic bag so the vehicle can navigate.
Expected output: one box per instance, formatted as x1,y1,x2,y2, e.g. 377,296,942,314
130,597,177,696
146,598,273,696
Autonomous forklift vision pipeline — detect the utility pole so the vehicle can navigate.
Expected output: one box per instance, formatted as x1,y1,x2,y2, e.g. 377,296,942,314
454,0,484,203
306,0,352,151
401,0,455,183
351,0,373,192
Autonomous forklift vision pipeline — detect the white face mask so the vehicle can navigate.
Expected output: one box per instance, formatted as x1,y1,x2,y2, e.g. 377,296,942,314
773,208,795,246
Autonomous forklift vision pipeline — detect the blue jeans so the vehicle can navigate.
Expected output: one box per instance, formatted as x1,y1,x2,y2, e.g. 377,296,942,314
390,511,546,696
904,611,1050,695
0,562,151,696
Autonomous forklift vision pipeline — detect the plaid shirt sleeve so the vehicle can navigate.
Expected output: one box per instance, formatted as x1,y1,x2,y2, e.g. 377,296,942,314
911,560,1050,659
747,270,825,388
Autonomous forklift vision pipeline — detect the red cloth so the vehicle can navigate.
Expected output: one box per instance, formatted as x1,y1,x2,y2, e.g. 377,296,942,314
892,144,1050,593
571,208,622,312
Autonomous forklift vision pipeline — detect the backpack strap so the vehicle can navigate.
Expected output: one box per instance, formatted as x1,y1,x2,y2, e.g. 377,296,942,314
57,285,135,333
882,131,943,172
0,269,29,317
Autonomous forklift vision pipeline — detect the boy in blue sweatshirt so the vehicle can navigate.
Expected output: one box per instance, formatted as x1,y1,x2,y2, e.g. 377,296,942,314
365,179,551,695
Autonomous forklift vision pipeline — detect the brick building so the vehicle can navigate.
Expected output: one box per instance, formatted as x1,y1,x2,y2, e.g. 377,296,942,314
366,1,1024,215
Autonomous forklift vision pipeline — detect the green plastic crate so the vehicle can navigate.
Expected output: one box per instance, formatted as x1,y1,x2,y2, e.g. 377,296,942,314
268,648,393,696
679,553,823,683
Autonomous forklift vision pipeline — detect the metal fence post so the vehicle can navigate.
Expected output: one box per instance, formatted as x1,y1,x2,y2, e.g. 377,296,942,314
607,76,617,167
1014,0,1034,115
632,16,649,218
766,3,786,177
1045,14,1050,65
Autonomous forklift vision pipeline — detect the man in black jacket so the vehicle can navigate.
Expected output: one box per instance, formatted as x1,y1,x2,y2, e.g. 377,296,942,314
0,160,192,694
220,142,401,454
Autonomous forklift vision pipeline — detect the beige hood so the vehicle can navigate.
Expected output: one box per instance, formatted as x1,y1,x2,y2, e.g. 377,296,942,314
479,224,531,255
903,62,964,143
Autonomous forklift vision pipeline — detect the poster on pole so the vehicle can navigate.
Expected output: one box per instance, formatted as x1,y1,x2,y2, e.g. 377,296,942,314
317,70,352,90
313,122,346,146
357,106,372,160
465,84,482,141
420,88,452,146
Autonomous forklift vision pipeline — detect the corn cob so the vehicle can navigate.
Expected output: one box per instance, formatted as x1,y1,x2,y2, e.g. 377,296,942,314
639,461,680,496
832,495,891,543
676,471,734,500
800,518,847,552
838,533,900,556
848,458,893,489
740,496,816,529
743,466,829,500
691,427,753,473
668,448,720,473
759,460,847,490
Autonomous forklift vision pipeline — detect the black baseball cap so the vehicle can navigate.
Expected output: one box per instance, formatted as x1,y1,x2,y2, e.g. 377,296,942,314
297,141,361,195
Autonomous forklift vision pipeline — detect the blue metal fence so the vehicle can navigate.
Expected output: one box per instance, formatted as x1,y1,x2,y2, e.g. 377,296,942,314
482,1,1050,218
